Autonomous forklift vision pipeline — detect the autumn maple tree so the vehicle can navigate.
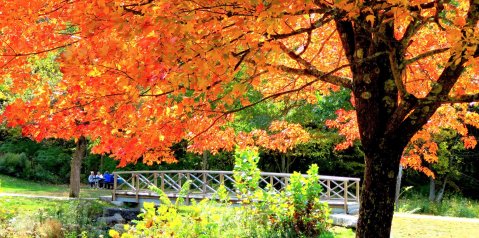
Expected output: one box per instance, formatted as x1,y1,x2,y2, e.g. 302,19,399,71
1,0,479,237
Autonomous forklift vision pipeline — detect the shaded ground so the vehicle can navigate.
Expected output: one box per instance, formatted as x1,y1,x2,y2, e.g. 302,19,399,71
0,174,111,198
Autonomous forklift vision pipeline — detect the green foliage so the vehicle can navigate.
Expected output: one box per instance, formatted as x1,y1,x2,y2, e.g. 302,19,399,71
0,197,110,237
398,193,479,218
0,153,27,177
233,148,261,201
0,136,75,183
245,164,332,237
112,186,249,238
112,149,331,238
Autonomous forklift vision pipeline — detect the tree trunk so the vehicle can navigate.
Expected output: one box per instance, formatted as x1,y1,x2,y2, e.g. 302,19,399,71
69,136,87,198
394,164,403,211
429,177,436,202
201,150,209,170
435,176,448,203
100,154,104,172
279,154,289,173
356,147,402,238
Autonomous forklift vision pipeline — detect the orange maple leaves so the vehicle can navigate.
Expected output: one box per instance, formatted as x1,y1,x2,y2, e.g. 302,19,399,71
0,0,478,168
327,103,479,177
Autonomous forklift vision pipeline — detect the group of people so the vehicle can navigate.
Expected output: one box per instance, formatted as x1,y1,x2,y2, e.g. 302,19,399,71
88,171,114,189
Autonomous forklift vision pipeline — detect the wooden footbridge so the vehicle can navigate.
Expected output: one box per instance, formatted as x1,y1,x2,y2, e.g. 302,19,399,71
111,170,361,214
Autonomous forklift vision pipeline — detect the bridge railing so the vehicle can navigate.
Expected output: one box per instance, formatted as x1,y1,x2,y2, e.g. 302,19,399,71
112,170,360,212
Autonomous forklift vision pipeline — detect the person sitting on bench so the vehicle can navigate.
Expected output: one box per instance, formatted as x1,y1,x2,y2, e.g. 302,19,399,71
103,171,114,189
88,171,96,188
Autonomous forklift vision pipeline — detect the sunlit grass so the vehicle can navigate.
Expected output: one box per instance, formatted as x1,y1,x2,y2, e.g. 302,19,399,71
392,215,479,238
324,215,479,238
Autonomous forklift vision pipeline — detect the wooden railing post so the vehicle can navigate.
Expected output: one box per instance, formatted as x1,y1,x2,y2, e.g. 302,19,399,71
343,181,349,214
186,172,191,204
327,180,331,199
131,173,135,188
135,174,140,203
269,175,274,189
113,173,117,201
160,172,165,191
202,172,207,198
178,173,182,190
153,172,158,187
356,180,360,203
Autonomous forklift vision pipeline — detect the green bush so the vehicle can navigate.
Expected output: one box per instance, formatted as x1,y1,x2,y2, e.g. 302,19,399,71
111,149,331,238
245,163,331,237
0,153,28,177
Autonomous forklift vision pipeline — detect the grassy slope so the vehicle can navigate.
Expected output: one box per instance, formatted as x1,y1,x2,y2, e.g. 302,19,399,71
0,174,111,198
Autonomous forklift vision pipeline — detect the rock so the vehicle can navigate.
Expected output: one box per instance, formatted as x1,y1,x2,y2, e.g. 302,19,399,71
99,196,112,202
104,208,141,222
348,208,359,215
110,201,125,207
330,214,358,228
97,213,125,225
112,223,127,233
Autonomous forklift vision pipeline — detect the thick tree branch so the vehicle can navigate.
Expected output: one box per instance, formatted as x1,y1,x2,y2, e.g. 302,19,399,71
334,20,355,64
276,42,352,88
224,63,351,114
419,93,479,105
402,48,450,67
268,13,332,40
389,52,407,98
274,64,352,89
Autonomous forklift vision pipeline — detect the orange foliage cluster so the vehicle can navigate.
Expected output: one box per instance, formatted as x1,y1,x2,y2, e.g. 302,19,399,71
327,104,479,176
0,0,478,170
188,120,310,154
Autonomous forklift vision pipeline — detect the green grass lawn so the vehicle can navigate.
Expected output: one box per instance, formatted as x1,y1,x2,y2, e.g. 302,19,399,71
392,215,479,238
330,215,479,238
0,174,111,198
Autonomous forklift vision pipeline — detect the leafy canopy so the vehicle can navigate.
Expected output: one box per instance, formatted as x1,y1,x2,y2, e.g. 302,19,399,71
0,0,478,170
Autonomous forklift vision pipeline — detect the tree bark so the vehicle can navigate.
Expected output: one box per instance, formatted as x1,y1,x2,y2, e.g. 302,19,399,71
435,176,448,203
280,153,286,173
356,146,403,238
69,136,87,198
429,177,436,202
201,150,209,170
